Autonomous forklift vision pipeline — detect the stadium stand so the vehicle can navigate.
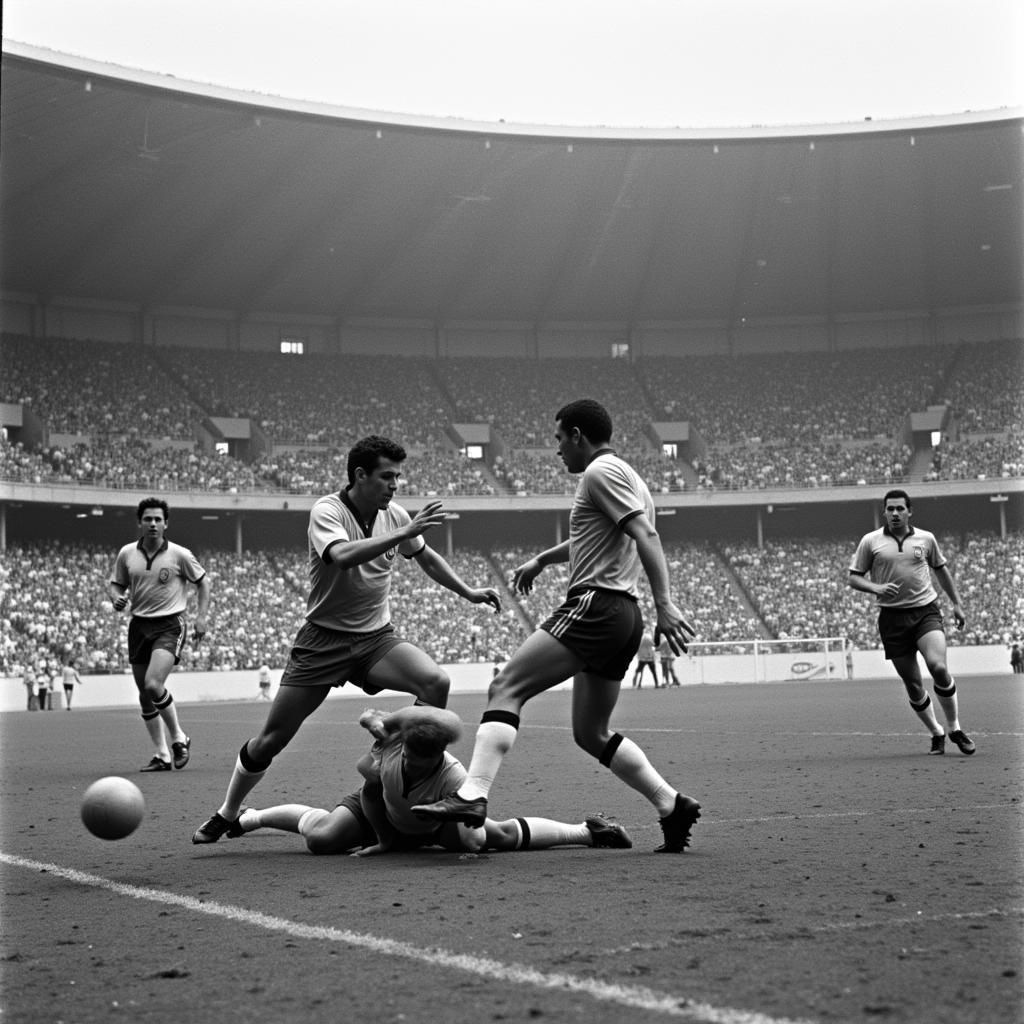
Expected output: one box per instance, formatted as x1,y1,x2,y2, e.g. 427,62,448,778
3,334,1021,494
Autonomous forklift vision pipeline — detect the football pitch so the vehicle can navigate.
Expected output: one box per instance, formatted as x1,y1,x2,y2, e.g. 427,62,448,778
2,675,1021,1024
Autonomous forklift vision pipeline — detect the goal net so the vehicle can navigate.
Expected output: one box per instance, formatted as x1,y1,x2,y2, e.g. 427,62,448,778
674,637,851,685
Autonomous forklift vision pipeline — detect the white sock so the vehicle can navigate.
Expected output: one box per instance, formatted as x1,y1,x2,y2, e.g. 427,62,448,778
459,720,519,801
519,817,590,849
218,756,267,820
143,716,170,760
606,736,677,816
935,678,960,733
911,695,944,736
237,808,262,833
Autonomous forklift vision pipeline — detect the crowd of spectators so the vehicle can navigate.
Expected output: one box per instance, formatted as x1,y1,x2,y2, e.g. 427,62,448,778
175,348,455,449
694,441,913,491
0,542,309,676
3,531,1020,678
2,334,1021,495
435,356,654,450
636,347,950,445
1,334,198,440
389,549,525,665
720,532,1024,651
939,338,1024,435
721,538,879,650
923,430,1024,482
0,438,52,483
941,532,1024,646
37,437,262,492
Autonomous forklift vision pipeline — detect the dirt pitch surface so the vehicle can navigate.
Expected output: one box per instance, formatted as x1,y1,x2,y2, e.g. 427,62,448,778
2,675,1021,1024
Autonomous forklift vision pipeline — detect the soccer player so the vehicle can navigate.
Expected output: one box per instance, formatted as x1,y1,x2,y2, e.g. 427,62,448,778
192,435,501,843
255,663,272,701
221,705,632,855
60,658,83,710
848,489,975,755
631,630,658,687
655,629,681,686
110,497,210,771
412,399,702,852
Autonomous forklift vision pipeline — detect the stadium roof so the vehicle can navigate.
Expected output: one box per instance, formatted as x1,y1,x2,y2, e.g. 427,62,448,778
2,42,1022,330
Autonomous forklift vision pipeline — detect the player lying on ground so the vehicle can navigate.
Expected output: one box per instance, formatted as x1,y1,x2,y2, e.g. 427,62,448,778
218,705,633,855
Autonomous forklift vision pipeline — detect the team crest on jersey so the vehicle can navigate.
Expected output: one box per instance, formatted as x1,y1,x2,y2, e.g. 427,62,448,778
913,546,925,560
158,567,172,583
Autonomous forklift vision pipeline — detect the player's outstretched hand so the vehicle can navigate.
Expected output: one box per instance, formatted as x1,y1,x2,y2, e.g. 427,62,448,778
511,558,543,595
358,708,389,740
351,842,387,858
468,587,502,613
656,602,696,655
408,501,447,537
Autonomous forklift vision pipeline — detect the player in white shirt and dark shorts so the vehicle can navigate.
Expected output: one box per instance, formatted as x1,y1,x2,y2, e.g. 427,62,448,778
413,399,703,853
848,488,975,756
110,497,211,772
193,435,501,844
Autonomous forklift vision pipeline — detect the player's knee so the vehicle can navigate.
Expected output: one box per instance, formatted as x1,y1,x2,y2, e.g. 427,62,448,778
417,669,450,708
487,665,534,705
573,725,610,760
304,833,338,855
898,675,925,700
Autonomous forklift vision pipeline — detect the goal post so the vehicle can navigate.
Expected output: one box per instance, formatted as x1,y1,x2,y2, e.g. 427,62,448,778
674,637,851,686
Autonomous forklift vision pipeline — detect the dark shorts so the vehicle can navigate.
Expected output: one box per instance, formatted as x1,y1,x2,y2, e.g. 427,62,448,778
878,601,945,660
336,790,453,851
128,614,187,666
280,621,405,690
539,587,643,681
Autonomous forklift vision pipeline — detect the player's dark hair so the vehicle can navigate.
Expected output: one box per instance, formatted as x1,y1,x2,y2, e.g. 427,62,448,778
347,435,407,485
136,497,169,521
402,718,461,759
883,488,912,509
555,399,613,444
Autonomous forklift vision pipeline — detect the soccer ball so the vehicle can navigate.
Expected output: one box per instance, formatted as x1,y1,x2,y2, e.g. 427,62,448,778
80,776,145,840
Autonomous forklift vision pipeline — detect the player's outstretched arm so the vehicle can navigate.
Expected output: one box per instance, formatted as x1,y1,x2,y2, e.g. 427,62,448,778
329,501,449,571
933,565,966,630
412,546,501,611
622,514,695,653
359,705,463,741
512,540,570,594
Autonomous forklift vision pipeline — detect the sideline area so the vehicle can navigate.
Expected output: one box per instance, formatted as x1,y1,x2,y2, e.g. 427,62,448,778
0,643,1014,713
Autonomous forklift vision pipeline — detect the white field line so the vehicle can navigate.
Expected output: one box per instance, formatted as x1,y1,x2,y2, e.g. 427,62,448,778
1,851,816,1024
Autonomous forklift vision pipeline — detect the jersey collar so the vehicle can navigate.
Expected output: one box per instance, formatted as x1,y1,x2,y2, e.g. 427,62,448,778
882,524,915,539
340,488,375,538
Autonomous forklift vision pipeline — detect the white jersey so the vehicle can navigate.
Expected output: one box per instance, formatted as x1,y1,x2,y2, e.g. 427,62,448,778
110,539,206,618
305,490,425,632
849,525,946,609
568,450,653,598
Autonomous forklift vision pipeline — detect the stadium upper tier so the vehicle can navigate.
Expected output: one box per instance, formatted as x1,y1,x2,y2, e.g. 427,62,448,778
2,335,1021,496
2,44,1021,327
